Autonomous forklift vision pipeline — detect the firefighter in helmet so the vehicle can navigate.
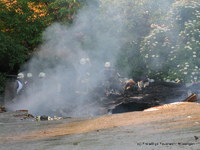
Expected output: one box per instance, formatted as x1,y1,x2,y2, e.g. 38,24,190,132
16,72,25,95
38,72,46,78
103,62,121,95
77,57,91,94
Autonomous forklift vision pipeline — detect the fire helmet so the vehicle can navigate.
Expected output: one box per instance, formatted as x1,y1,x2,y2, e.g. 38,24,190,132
17,72,24,79
27,73,33,78
104,62,111,68
38,72,46,78
80,58,86,65
86,58,90,62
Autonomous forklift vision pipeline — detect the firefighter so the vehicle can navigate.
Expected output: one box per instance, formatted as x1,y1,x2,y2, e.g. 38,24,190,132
27,72,33,78
37,72,47,91
4,72,25,104
104,62,116,80
15,72,33,97
16,72,25,95
25,72,33,87
38,72,46,78
103,62,121,95
77,58,91,94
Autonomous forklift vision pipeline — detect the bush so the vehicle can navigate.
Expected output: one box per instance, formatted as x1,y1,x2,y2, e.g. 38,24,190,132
140,0,200,82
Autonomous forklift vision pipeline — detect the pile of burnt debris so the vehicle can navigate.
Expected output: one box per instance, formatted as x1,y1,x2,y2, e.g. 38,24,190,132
91,81,199,114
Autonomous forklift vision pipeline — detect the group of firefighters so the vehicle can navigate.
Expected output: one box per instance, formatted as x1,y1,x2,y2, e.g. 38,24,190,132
5,58,151,104
15,71,46,94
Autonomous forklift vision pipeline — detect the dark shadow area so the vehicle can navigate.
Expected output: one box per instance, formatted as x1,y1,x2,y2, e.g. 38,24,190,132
111,102,154,114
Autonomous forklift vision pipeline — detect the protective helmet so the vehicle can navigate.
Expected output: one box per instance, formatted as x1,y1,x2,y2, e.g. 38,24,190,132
27,73,33,78
17,72,24,79
80,58,86,65
38,72,46,78
86,58,90,62
104,62,111,68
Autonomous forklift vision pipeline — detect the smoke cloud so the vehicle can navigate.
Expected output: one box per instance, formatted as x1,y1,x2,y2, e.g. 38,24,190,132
8,0,129,117
8,0,191,116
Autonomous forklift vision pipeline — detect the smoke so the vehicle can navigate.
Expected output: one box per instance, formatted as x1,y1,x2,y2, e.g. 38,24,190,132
8,0,197,116
8,0,129,117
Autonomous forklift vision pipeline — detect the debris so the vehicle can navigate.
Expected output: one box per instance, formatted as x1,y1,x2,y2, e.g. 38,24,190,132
13,111,34,120
194,136,199,140
16,110,28,112
36,115,49,121
183,93,197,102
27,114,34,118
123,79,138,95
137,80,149,91
124,79,137,91
35,115,62,121
53,116,62,120
0,106,6,113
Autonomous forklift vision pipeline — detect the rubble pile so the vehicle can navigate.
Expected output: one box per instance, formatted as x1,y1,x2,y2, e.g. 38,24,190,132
93,81,190,114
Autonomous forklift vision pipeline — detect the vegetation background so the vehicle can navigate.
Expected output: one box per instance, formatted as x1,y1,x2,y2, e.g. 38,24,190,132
0,0,199,94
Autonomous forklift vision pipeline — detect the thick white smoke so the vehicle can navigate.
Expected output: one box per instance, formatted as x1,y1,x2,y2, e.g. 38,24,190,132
8,0,186,116
8,0,128,117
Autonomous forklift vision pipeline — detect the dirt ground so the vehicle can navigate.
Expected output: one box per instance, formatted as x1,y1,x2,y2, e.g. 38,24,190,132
0,102,200,150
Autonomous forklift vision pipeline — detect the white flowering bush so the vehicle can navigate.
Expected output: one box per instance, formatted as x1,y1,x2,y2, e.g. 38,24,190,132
140,0,200,82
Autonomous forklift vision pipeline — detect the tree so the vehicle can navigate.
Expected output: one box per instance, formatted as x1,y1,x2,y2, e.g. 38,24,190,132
0,0,49,50
47,0,82,23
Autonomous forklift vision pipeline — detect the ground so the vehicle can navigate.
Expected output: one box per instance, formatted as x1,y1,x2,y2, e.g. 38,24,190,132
0,82,200,150
0,102,200,150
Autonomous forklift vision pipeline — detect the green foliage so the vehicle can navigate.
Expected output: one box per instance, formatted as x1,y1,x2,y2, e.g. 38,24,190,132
0,0,48,49
0,32,28,73
47,0,82,23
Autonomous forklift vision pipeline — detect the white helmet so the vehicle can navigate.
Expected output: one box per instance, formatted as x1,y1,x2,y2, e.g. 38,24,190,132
86,58,90,62
27,73,33,78
17,72,24,79
38,72,46,78
104,62,111,68
80,58,86,65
